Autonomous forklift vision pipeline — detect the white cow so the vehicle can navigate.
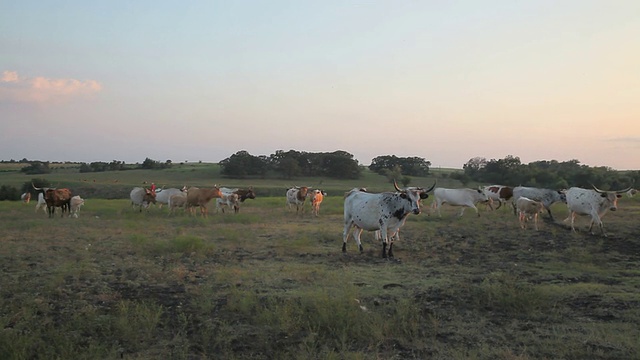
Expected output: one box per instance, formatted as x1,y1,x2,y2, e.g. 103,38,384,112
130,187,157,212
69,195,85,218
154,187,186,209
511,186,566,220
626,188,638,198
515,197,544,230
35,193,48,213
286,186,310,213
564,185,631,236
343,181,435,258
431,187,491,217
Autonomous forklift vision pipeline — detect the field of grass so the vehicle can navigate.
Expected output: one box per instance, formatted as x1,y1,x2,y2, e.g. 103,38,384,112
1,177,639,359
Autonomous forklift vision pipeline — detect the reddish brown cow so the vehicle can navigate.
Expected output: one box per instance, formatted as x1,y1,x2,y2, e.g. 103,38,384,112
33,184,72,218
186,186,224,217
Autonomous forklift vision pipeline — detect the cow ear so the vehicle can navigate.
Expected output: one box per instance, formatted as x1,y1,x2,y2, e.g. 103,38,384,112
600,193,607,198
400,193,407,199
616,194,622,198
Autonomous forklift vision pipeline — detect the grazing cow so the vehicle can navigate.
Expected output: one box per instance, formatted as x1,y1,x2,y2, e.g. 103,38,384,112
564,185,632,236
309,189,326,216
431,187,491,217
483,185,513,210
32,184,73,218
130,187,157,212
35,193,48,213
186,186,223,217
21,192,31,204
286,186,310,213
511,186,566,220
69,195,85,218
626,188,638,198
516,197,545,230
154,187,185,209
168,193,187,215
343,181,435,258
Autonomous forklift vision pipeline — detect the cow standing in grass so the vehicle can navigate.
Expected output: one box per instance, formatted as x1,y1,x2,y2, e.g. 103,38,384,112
516,197,544,230
511,186,566,220
186,186,223,217
130,187,157,212
309,189,326,216
343,181,434,258
564,185,631,236
286,186,309,214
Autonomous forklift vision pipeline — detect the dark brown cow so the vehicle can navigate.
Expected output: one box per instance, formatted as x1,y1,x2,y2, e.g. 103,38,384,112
483,185,513,210
33,184,72,218
186,186,224,217
235,187,256,203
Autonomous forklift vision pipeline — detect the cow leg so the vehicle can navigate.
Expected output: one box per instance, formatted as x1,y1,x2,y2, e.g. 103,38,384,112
342,223,354,253
354,228,364,253
570,212,578,232
545,207,554,220
387,243,394,258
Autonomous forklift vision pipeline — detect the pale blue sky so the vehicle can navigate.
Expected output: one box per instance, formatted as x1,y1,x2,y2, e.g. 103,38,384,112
2,1,639,169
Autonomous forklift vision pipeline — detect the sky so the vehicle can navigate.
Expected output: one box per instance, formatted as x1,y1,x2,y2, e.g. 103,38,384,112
1,1,639,170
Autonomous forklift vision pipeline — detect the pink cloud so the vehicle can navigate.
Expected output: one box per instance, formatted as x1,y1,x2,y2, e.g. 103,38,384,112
0,70,102,103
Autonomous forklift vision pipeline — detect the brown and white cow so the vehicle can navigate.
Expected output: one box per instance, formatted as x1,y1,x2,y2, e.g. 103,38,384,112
483,185,513,210
186,186,223,217
217,187,257,213
286,186,310,213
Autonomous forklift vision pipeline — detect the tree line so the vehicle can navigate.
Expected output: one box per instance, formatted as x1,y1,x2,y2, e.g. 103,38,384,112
450,155,638,190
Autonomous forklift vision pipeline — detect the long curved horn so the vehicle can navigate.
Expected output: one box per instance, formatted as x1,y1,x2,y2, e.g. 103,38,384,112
591,184,605,193
616,186,633,194
393,179,402,192
32,182,41,191
424,181,437,193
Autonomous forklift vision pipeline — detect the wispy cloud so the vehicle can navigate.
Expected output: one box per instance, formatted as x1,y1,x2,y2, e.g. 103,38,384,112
0,70,102,104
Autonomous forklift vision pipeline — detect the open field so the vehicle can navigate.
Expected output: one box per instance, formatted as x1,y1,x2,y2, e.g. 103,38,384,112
1,189,639,359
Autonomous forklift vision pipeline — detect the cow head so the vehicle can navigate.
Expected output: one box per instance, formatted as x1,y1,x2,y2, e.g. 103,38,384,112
143,188,157,204
592,185,632,211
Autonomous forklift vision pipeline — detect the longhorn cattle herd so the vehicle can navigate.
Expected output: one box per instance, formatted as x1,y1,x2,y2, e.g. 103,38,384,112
22,179,636,257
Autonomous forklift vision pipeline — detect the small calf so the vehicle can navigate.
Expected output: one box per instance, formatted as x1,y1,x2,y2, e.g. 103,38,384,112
69,195,85,218
169,193,188,215
516,196,545,230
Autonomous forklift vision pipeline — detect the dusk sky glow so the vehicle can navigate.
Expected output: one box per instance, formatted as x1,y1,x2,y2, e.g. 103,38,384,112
2,1,639,169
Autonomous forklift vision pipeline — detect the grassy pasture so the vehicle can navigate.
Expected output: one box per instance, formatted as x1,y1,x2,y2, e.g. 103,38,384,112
1,188,639,359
